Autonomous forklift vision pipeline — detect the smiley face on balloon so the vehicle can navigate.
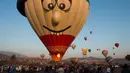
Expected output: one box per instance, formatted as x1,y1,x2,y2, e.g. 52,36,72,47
17,0,90,61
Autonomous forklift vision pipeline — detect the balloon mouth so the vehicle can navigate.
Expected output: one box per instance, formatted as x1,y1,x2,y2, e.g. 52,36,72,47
43,25,71,33
40,34,75,61
50,53,64,62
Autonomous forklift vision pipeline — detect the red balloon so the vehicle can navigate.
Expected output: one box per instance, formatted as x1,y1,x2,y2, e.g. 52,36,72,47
102,50,108,57
115,43,119,48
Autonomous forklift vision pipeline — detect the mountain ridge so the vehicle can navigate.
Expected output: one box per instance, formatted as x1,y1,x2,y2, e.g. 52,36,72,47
0,51,27,58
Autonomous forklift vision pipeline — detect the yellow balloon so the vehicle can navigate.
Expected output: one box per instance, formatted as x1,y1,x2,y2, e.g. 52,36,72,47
40,54,45,58
82,48,88,55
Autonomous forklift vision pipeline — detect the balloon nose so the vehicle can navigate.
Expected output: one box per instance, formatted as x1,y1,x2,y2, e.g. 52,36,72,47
52,11,61,27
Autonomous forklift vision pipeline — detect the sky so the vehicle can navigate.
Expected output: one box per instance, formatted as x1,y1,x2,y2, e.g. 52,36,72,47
0,0,130,59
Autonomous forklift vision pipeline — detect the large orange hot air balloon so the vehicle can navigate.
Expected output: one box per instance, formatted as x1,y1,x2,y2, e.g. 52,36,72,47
17,0,90,61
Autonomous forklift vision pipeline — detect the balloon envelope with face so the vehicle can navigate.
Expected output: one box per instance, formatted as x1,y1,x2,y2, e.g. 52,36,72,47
17,0,90,61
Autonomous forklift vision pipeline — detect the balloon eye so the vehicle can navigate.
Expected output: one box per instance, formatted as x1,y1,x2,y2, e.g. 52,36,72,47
48,3,54,10
58,2,71,12
42,1,55,11
59,3,65,10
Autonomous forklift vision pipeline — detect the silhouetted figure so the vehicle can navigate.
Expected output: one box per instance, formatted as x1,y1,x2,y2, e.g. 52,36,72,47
97,66,101,73
121,64,130,73
8,66,11,73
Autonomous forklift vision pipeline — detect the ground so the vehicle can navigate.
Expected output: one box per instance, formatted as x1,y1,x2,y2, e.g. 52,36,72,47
1,67,122,73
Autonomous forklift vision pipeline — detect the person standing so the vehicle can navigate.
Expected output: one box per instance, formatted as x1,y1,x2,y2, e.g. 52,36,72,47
106,66,111,73
57,66,64,73
8,66,11,73
1,66,3,73
9,66,14,73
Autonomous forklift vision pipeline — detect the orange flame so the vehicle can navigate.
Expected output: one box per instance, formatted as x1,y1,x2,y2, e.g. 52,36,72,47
57,53,60,58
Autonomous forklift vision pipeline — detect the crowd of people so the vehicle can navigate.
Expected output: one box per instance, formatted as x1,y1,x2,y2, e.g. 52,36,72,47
42,64,113,73
0,65,42,73
0,63,130,73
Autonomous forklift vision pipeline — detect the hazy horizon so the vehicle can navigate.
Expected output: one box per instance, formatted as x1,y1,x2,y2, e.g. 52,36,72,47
0,0,130,59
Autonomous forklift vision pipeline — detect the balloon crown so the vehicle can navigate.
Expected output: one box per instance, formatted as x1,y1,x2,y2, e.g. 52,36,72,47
17,0,90,17
17,0,27,17
86,0,90,3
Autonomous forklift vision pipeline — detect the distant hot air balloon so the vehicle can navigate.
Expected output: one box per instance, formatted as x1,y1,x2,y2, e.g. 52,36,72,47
17,0,90,61
90,31,92,34
74,58,79,63
71,58,79,65
97,48,100,51
102,50,108,57
71,44,76,50
40,54,45,58
88,49,91,53
84,37,87,41
113,53,115,55
105,56,113,63
113,47,115,49
82,48,88,55
115,43,119,48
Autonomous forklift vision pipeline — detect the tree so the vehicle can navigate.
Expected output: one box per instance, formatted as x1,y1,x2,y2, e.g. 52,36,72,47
49,60,56,65
125,55,130,61
10,54,16,60
92,62,96,66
